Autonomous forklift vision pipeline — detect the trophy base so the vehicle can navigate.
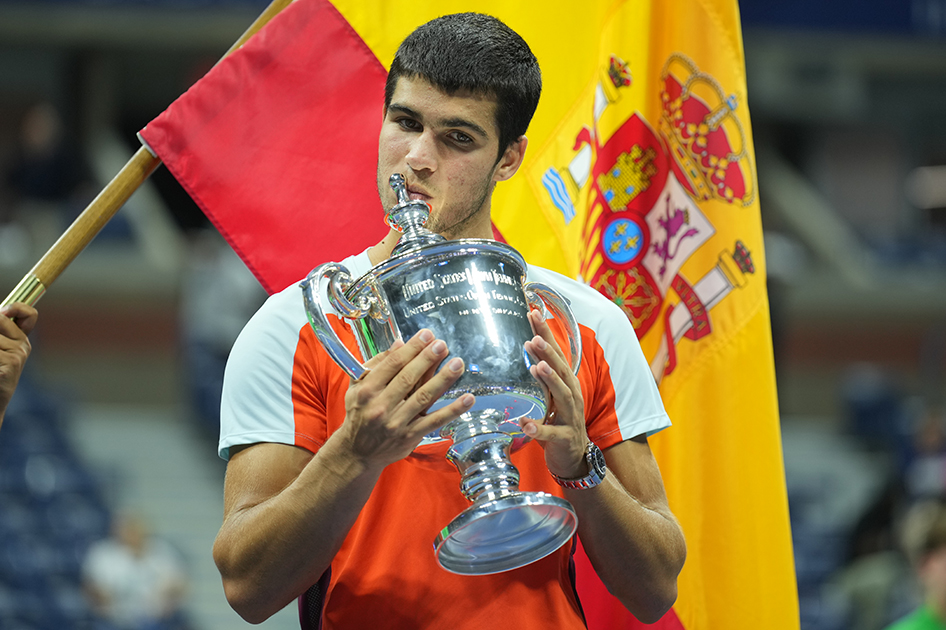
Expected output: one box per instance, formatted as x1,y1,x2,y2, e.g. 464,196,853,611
433,491,577,575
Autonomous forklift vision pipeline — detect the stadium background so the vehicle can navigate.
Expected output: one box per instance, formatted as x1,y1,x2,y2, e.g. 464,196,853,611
1,1,946,628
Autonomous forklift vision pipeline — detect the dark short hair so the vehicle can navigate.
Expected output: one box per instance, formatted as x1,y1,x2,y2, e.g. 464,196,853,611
385,13,542,159
902,500,946,566
920,505,946,556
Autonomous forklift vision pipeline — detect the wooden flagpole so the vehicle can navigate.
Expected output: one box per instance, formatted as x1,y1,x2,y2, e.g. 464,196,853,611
1,0,294,308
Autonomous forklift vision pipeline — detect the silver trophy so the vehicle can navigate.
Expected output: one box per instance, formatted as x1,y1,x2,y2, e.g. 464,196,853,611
301,174,582,575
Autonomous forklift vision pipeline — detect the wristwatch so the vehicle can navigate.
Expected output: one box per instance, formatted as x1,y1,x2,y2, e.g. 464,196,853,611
551,442,607,490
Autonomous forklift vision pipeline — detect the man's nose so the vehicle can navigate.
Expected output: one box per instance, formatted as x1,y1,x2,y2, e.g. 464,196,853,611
405,131,437,173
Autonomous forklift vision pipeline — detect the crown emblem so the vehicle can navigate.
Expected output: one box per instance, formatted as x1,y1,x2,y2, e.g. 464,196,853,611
732,240,754,274
716,240,755,291
608,54,633,88
659,54,754,206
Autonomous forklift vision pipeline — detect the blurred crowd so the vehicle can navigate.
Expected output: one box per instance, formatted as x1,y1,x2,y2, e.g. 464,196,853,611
0,100,265,629
786,362,946,630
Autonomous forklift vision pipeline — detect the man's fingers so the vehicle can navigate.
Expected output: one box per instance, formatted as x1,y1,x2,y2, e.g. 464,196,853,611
358,330,433,386
381,337,452,405
417,353,441,393
520,418,571,442
353,330,460,413
530,360,567,393
0,302,37,337
528,357,584,430
409,390,475,439
528,310,567,363
359,338,406,373
399,356,464,419
527,311,573,374
526,336,572,390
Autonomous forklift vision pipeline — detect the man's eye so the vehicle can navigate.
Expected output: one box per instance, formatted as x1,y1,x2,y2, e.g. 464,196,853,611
450,132,473,145
397,118,420,131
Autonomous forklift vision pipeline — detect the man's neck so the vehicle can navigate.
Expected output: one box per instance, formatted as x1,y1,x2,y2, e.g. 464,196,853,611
367,229,401,266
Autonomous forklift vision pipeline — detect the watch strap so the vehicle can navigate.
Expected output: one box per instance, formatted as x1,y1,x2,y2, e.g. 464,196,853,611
551,442,606,490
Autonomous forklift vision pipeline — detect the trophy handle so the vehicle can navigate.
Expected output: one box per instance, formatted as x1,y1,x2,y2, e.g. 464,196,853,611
301,262,371,380
523,282,582,375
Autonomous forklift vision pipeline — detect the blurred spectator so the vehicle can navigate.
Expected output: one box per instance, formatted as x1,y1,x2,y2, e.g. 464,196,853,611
179,228,266,436
905,407,946,501
829,478,915,630
884,500,946,629
0,101,96,267
82,512,189,630
5,101,91,211
842,364,907,449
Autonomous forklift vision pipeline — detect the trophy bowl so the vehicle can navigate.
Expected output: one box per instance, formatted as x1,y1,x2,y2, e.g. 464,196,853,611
300,175,582,575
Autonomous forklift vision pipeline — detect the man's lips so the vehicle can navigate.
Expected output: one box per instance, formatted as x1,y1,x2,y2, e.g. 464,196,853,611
407,183,430,201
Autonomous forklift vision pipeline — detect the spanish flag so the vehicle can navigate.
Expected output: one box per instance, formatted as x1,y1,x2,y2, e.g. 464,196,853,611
141,0,798,627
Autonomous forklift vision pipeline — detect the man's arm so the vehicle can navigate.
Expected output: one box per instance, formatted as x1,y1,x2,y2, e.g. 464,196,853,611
0,302,37,424
521,311,685,623
213,440,374,623
567,437,685,621
212,330,474,623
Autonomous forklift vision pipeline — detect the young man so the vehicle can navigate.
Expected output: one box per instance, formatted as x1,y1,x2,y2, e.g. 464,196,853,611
213,13,685,629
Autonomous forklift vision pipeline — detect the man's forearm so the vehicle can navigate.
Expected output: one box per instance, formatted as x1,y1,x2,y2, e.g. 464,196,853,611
564,436,686,623
568,474,685,622
213,437,383,623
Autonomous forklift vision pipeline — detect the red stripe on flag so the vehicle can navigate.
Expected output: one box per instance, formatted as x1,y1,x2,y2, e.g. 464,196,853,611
140,0,388,294
491,222,507,244
575,538,686,629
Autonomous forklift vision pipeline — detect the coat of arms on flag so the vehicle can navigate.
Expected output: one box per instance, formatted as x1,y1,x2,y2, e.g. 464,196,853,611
532,51,757,383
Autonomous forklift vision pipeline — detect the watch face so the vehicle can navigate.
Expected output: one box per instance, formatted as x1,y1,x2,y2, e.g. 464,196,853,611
589,444,606,475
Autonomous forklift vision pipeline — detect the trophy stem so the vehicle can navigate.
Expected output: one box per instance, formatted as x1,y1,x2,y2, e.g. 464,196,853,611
443,411,521,503
434,410,579,575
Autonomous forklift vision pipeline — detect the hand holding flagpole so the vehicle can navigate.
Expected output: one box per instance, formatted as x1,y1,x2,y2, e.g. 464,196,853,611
0,0,294,308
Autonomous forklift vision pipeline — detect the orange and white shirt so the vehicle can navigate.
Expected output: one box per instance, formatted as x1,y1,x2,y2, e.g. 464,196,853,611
220,249,670,630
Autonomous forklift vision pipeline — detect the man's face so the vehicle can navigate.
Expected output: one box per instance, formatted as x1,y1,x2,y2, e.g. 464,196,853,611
377,76,523,240
922,546,946,597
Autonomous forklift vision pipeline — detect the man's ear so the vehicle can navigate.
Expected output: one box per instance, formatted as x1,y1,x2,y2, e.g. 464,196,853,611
493,136,529,183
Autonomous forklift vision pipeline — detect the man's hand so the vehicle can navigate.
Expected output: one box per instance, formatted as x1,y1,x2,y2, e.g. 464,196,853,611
0,302,37,419
334,328,474,471
520,309,588,480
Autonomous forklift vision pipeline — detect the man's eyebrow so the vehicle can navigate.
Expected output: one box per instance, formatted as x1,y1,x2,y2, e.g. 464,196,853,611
388,103,489,139
388,103,421,120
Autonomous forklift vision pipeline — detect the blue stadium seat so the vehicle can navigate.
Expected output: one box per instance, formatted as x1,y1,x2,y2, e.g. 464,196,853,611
0,380,114,628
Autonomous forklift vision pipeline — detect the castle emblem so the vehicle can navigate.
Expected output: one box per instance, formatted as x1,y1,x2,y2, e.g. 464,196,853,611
597,145,659,212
